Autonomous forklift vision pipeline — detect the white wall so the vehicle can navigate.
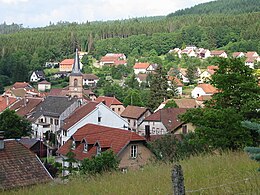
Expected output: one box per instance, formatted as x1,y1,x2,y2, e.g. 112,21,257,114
138,121,167,136
134,69,147,75
191,87,206,98
61,103,128,144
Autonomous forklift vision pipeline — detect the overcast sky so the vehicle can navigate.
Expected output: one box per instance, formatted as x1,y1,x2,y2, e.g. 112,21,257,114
0,0,212,28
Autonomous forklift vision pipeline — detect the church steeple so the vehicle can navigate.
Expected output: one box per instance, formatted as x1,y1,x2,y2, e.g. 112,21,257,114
70,48,82,76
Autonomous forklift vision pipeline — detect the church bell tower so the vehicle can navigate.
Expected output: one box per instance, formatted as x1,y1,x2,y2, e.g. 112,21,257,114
69,48,83,98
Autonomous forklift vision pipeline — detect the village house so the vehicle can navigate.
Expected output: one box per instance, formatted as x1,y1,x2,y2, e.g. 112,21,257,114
59,59,83,72
136,73,149,85
19,137,48,158
45,61,59,68
0,95,18,113
28,96,81,143
191,83,217,98
197,48,211,59
138,108,194,138
4,82,42,98
10,97,43,117
60,101,129,145
198,65,218,83
155,98,199,112
210,50,228,58
0,138,52,190
82,74,99,87
120,105,152,132
195,95,212,108
30,70,46,82
57,123,153,173
38,80,51,92
133,62,150,74
95,96,125,115
167,76,184,95
232,52,245,58
245,58,256,69
99,53,127,67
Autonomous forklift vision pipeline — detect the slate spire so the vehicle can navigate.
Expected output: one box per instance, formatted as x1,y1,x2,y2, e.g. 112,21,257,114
70,48,82,76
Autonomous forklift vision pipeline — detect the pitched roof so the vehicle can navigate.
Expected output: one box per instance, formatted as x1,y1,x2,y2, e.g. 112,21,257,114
12,82,31,89
121,105,150,119
232,52,244,58
82,74,99,80
246,51,258,58
9,97,43,117
29,96,78,120
18,138,39,149
137,73,148,82
48,88,68,96
57,124,145,161
133,62,150,69
60,59,74,65
173,98,198,108
0,96,17,112
168,76,184,87
62,102,99,131
34,70,45,78
197,84,217,94
211,50,225,56
196,95,212,101
0,140,52,190
245,57,255,63
95,96,123,106
38,80,51,84
144,108,187,131
70,48,82,76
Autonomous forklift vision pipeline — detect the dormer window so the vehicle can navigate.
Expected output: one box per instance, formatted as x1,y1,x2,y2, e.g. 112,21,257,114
71,140,76,150
84,143,88,152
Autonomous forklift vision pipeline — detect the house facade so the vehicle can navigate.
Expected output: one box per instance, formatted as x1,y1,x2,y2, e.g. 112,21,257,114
30,70,46,82
99,53,127,67
38,80,51,92
120,105,152,132
191,83,217,98
60,102,129,145
133,63,150,75
95,96,125,115
57,124,153,173
82,74,99,87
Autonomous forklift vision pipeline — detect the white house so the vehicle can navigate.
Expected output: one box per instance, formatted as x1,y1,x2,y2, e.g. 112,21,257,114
37,80,51,92
191,83,217,98
82,74,99,87
133,62,151,74
197,48,211,59
30,70,45,82
210,50,228,58
167,76,184,95
245,58,255,69
232,52,245,58
60,102,129,145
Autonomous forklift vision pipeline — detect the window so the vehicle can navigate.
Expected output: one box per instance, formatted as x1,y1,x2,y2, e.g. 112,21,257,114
118,108,121,112
98,117,102,123
130,145,138,158
74,78,78,87
97,146,101,155
50,118,53,124
84,143,88,152
71,140,76,150
133,121,136,127
112,108,115,111
55,119,59,125
182,125,188,134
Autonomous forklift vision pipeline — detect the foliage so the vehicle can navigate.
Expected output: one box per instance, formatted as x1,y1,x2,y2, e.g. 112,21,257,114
79,150,119,175
243,121,260,171
208,58,260,119
123,89,144,107
0,109,31,139
63,150,78,175
180,108,253,150
164,99,178,108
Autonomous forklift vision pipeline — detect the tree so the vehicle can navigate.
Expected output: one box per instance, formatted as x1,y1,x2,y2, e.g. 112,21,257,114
123,89,144,107
79,150,119,175
180,108,253,150
0,109,31,139
209,58,260,119
186,64,198,84
149,64,169,110
164,99,178,108
124,74,139,89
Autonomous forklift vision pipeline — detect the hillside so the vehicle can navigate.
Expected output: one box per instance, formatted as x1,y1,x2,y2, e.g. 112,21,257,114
3,152,260,194
168,0,260,17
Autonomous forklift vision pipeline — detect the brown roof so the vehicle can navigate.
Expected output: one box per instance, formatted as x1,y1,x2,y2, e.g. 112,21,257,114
245,58,255,63
196,95,212,101
197,84,217,94
57,124,146,161
62,102,99,131
121,105,150,119
12,82,30,89
168,76,184,87
137,73,148,82
0,140,52,190
38,80,51,84
95,96,123,106
246,51,258,58
144,108,187,131
10,97,43,117
83,74,99,80
232,52,244,58
133,62,150,69
211,50,225,56
48,88,68,96
173,99,198,108
0,96,17,112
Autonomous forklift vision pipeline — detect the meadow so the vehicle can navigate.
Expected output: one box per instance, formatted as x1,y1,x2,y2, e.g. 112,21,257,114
2,151,259,195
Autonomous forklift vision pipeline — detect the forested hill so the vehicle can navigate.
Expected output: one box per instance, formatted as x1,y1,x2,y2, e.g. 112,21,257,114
168,0,260,17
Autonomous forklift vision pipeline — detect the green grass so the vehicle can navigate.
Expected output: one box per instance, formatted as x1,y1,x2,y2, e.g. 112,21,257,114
43,68,59,76
2,151,259,195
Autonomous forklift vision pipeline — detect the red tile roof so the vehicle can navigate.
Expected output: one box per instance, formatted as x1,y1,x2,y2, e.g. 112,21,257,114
137,73,148,82
211,50,225,56
133,62,150,69
232,52,244,58
246,51,258,58
207,66,218,71
144,108,187,131
168,76,184,87
0,96,17,112
60,59,74,65
9,97,43,117
95,96,123,106
196,95,212,101
0,140,52,190
38,80,51,84
197,84,217,94
121,105,150,119
173,98,198,108
62,102,99,131
12,82,30,89
57,124,145,161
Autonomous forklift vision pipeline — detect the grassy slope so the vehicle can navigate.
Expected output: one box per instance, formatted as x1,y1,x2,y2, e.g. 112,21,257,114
2,151,259,195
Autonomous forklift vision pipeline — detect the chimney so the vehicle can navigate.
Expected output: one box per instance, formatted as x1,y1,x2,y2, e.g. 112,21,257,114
0,131,4,150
